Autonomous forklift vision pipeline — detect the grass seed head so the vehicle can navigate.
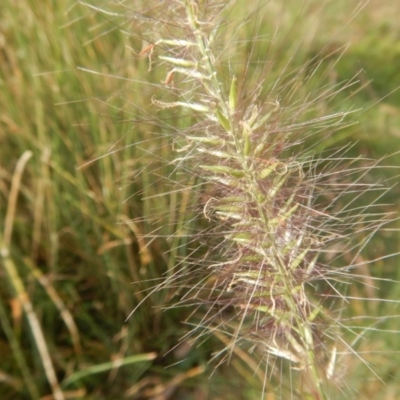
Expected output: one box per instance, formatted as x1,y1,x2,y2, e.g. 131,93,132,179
81,1,399,398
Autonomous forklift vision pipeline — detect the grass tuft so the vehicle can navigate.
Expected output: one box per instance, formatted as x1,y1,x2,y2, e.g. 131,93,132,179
1,0,400,399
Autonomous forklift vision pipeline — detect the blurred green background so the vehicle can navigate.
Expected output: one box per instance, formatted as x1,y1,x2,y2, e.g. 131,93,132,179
0,0,399,399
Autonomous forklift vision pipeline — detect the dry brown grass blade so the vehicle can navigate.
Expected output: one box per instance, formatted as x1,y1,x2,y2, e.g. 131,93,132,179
3,151,33,247
25,259,83,357
1,151,65,400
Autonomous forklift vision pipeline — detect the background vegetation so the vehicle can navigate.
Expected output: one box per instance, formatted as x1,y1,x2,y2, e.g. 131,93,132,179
0,0,399,399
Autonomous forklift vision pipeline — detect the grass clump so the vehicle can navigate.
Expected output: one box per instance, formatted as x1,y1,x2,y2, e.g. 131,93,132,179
1,0,399,399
